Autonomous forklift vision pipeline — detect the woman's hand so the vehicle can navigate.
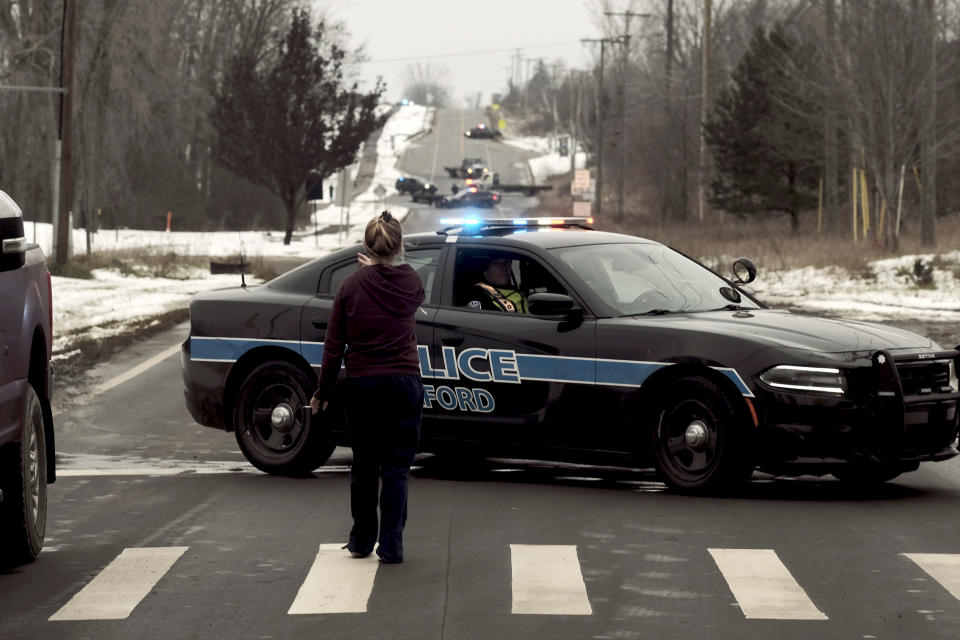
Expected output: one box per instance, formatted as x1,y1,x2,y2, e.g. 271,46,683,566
310,396,329,415
357,252,374,267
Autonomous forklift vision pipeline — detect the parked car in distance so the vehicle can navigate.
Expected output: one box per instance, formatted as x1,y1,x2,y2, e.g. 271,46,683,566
465,124,502,139
437,187,501,209
395,176,432,195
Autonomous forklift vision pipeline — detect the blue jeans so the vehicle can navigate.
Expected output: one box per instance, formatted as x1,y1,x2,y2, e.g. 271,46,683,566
342,374,423,561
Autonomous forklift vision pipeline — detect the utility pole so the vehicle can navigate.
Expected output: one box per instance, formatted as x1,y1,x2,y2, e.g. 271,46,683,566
698,0,712,223
605,9,651,221
582,36,623,219
56,0,77,265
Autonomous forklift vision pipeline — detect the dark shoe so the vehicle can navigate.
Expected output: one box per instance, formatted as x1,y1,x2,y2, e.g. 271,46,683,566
377,553,403,564
342,543,372,558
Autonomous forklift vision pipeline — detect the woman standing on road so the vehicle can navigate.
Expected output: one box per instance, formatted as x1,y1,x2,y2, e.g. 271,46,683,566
310,211,425,564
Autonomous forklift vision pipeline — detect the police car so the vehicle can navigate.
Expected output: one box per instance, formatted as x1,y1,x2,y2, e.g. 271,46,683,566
181,218,960,491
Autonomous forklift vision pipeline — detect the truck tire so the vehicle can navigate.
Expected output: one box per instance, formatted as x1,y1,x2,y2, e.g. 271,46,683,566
0,385,47,566
650,376,752,492
233,361,335,476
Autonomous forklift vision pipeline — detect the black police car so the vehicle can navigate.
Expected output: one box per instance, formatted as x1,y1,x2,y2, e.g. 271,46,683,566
395,176,432,195
181,218,960,491
410,183,441,204
437,187,501,209
465,124,501,139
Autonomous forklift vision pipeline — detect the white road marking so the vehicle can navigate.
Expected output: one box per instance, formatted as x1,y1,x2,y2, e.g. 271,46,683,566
49,547,188,621
288,543,380,614
510,544,592,615
92,343,181,396
903,553,960,600
708,548,826,620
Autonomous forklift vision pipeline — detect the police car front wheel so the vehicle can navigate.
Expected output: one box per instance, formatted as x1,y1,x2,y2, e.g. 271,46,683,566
233,361,334,476
651,376,753,492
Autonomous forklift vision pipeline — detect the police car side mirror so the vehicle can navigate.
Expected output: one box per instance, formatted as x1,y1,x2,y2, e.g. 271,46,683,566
529,292,579,318
0,190,27,273
731,257,757,285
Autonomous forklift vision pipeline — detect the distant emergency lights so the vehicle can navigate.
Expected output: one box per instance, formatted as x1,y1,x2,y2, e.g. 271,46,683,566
438,217,594,227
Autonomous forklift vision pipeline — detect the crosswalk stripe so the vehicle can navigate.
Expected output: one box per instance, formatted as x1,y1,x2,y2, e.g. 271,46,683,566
708,548,827,620
49,547,188,621
903,553,960,600
510,544,592,615
288,543,379,614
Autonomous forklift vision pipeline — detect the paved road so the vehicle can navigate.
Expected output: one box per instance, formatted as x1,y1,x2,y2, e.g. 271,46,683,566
388,108,541,235
1,322,959,639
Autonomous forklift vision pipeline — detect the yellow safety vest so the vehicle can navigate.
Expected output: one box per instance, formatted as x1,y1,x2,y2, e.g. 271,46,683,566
476,283,527,313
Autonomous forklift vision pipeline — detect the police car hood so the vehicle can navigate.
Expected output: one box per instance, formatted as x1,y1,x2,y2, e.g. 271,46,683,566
626,309,938,353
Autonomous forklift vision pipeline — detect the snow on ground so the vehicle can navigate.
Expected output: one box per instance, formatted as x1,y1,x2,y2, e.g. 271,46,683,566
528,151,586,184
35,107,960,359
748,251,960,324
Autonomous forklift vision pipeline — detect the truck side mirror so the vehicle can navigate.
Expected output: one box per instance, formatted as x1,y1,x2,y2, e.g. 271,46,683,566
0,190,26,272
492,172,500,186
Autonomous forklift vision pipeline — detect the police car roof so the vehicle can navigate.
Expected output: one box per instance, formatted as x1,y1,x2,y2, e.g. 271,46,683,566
406,225,658,250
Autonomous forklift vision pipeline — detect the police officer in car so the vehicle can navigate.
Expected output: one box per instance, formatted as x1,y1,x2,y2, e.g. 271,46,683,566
466,256,528,313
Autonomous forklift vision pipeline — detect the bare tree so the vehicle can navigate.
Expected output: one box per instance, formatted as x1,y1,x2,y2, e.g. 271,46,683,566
401,61,451,107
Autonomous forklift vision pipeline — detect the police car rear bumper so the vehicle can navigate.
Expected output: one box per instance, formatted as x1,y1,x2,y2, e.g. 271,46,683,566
181,338,229,430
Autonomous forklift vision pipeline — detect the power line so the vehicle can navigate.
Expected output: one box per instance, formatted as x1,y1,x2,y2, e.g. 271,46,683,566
367,41,580,64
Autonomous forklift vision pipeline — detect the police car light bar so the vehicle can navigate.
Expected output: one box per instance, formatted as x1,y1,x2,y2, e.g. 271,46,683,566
437,217,594,234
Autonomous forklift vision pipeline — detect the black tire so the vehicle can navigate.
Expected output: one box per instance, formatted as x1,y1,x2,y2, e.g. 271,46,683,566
650,376,752,492
233,361,334,476
0,385,47,566
831,465,904,485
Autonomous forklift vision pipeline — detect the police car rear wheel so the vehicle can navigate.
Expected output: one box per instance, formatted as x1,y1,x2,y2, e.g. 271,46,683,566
651,377,751,491
234,361,334,476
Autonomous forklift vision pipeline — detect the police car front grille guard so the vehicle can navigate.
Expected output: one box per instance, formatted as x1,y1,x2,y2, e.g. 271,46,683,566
436,217,594,236
873,348,960,404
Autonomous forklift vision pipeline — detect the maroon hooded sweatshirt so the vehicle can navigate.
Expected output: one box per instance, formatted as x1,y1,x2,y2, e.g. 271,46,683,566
313,262,426,402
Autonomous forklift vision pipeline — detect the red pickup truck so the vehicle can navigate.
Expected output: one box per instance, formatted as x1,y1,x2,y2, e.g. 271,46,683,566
0,190,55,566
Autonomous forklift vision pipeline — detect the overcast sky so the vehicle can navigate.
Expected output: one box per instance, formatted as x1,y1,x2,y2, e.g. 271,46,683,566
318,0,602,105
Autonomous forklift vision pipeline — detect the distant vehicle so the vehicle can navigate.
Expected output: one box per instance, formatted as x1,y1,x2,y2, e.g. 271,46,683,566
465,124,501,139
0,190,55,566
395,176,433,194
444,157,489,179
437,187,501,209
411,184,443,205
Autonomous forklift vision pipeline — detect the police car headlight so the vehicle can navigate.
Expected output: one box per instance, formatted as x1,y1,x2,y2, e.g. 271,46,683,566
759,365,845,394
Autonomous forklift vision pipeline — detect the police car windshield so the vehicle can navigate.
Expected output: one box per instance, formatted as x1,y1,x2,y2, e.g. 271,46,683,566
551,243,760,316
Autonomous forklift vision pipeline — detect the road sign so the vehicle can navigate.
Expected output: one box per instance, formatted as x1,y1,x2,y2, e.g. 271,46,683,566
573,201,592,217
373,184,386,198
581,179,596,202
571,169,590,196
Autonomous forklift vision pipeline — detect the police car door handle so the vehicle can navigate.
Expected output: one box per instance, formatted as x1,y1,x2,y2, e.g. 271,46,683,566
311,319,327,329
441,335,464,347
